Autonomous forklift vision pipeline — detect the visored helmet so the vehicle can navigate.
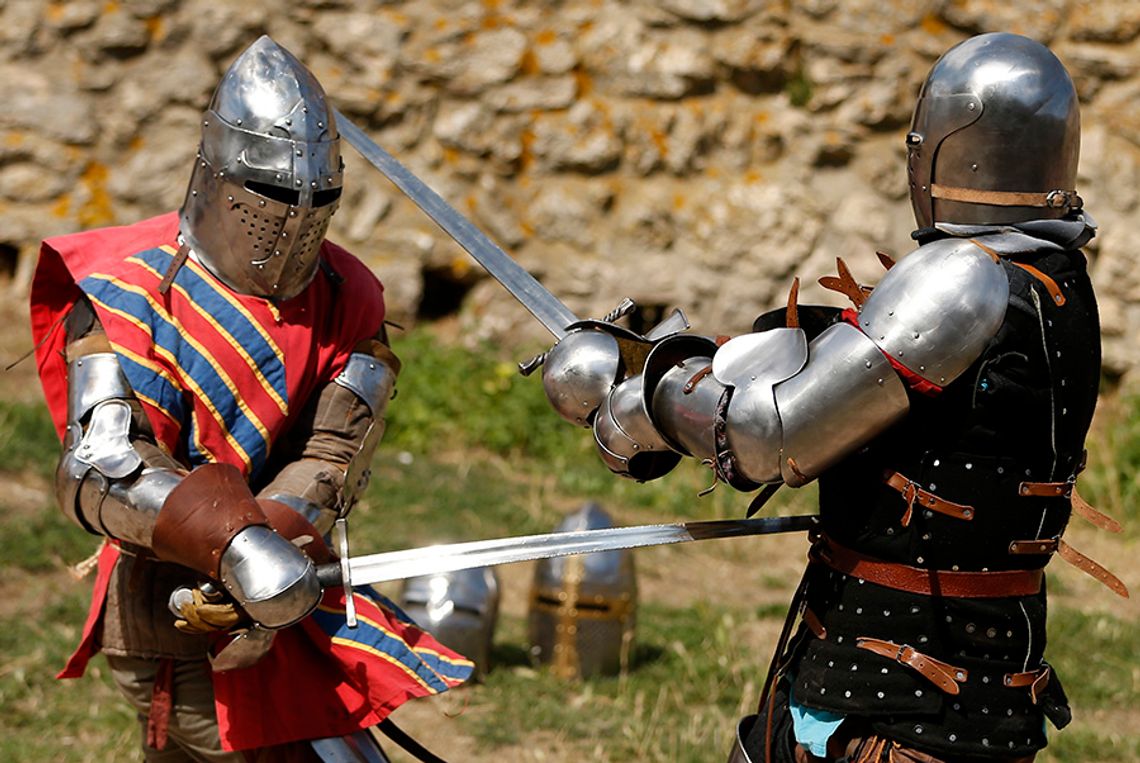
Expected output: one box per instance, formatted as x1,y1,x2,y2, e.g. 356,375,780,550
528,502,637,679
180,35,343,300
400,567,501,682
907,33,1081,229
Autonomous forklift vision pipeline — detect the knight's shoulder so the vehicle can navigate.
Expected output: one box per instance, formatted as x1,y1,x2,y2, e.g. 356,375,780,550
320,240,384,296
872,237,1008,303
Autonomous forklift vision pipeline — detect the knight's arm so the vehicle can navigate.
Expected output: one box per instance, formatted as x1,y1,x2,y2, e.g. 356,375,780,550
254,328,400,535
542,239,1008,487
54,298,327,629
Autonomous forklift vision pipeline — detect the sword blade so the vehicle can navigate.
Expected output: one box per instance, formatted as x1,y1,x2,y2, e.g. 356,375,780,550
334,108,578,339
317,514,817,589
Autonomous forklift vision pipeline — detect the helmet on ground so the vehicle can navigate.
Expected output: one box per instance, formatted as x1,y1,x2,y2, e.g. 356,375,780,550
907,32,1080,229
400,566,501,681
528,502,637,679
180,35,343,300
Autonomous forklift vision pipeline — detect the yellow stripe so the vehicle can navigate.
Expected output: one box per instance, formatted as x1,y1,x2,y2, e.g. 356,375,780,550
130,256,289,415
328,636,439,693
411,645,475,670
87,278,264,469
317,605,474,679
87,295,218,464
166,246,287,361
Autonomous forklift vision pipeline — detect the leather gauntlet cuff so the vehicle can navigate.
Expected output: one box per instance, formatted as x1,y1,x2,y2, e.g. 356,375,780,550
152,463,268,578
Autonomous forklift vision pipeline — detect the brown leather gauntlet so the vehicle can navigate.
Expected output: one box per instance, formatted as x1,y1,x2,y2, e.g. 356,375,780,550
152,463,269,578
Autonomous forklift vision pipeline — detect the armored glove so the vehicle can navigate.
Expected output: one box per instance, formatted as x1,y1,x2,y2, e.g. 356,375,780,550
172,586,243,634
153,463,321,630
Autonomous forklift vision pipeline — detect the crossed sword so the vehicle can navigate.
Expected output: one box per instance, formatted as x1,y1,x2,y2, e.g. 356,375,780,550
184,111,815,668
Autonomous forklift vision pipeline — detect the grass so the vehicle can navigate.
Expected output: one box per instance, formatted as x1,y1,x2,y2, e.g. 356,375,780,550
0,328,1136,761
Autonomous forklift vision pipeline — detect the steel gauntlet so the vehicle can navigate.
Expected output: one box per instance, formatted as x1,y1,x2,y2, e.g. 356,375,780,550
153,463,320,629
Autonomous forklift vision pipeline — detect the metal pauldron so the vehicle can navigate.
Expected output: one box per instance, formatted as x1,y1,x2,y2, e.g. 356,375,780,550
856,238,1009,386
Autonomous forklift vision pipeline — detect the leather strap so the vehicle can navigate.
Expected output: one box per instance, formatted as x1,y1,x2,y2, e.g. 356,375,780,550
1072,488,1123,533
1003,665,1051,704
803,607,827,640
1009,538,1059,555
812,535,1044,598
1018,480,1072,497
818,257,868,309
855,637,968,695
1057,539,1130,598
145,657,175,751
884,470,975,526
1010,261,1066,306
932,183,1082,210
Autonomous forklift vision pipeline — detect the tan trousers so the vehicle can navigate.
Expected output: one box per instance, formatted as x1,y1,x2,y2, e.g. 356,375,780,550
105,654,245,763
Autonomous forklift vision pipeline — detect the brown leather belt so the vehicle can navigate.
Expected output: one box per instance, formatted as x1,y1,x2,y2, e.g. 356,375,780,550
812,535,1044,598
856,637,968,695
884,470,975,526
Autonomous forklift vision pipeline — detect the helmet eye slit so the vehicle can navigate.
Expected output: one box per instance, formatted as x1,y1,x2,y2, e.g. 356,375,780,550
245,180,301,206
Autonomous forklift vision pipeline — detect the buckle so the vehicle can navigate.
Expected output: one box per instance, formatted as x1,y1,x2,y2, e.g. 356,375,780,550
1045,190,1081,209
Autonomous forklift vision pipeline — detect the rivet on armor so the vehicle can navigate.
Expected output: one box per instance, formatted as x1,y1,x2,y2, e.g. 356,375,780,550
235,118,243,126
844,690,851,698
918,635,928,643
227,195,234,202
932,459,940,467
820,687,827,695
911,606,920,614
828,660,835,667
883,609,891,616
836,636,844,643
986,627,997,638
881,667,888,674
968,102,977,111
877,691,885,699
913,332,920,339
965,623,976,633
259,200,266,207
971,163,978,171
982,738,990,746
949,734,957,742
1007,709,1014,717
951,565,959,571
983,675,990,683
915,689,923,697
865,360,872,368
850,664,858,671
311,181,318,189
886,527,895,535
922,533,931,540
953,703,961,711
296,179,303,186
856,607,862,614
916,556,924,564
877,378,884,385
1006,630,1013,637
914,725,924,734
955,671,965,681
997,466,1004,474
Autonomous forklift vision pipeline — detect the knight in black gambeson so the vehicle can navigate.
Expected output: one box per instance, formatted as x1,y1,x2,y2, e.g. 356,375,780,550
537,32,1124,762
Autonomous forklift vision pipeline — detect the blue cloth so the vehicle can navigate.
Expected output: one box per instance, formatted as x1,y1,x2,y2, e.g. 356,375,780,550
789,687,846,758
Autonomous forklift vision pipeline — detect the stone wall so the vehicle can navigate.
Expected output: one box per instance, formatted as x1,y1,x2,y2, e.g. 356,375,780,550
2,0,1139,374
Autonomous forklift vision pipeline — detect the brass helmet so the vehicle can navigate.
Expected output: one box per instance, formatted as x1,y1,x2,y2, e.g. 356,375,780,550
180,36,343,300
400,567,501,682
528,502,637,679
907,33,1081,229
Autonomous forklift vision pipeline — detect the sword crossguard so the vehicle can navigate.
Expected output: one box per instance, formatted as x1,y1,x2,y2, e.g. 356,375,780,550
334,518,357,628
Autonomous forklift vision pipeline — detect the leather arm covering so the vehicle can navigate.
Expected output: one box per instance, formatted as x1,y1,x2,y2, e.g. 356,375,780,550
152,462,269,579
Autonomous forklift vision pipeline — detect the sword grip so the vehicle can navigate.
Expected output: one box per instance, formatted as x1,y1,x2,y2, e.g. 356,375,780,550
315,563,343,589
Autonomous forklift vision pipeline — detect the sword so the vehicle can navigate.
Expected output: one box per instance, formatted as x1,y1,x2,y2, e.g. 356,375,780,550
335,108,578,340
320,514,818,627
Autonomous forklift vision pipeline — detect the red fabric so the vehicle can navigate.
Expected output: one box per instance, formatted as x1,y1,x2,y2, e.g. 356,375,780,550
212,589,473,751
840,308,944,397
30,214,463,750
146,657,176,750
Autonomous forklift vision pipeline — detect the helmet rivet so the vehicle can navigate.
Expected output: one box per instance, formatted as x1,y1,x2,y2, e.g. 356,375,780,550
227,195,234,202
191,190,198,196
200,161,207,168
311,180,318,189
302,106,309,113
296,149,303,157
286,118,292,126
295,179,302,186
276,174,283,181
967,102,976,111
203,120,209,127
318,121,324,129
259,200,266,207
235,118,242,126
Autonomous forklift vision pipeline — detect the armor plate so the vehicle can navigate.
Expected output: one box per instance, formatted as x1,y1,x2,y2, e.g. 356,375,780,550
218,524,321,629
857,238,1009,386
528,503,637,680
592,374,681,481
640,333,721,458
773,323,909,485
542,328,622,427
